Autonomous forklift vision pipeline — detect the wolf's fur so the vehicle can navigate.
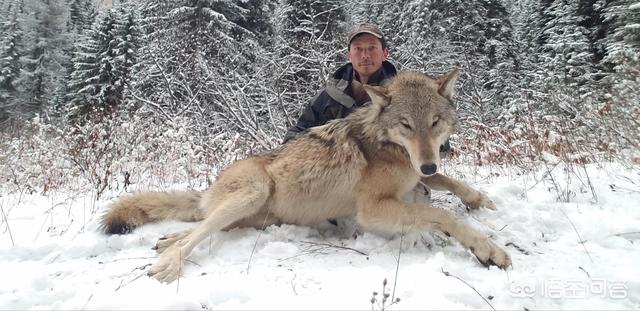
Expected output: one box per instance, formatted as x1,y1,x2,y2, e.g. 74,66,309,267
101,69,511,283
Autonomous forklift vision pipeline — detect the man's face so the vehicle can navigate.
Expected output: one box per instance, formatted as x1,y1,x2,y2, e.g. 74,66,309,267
348,34,389,81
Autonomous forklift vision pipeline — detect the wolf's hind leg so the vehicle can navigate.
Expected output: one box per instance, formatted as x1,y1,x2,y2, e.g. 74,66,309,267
422,173,496,210
357,198,510,269
147,158,273,283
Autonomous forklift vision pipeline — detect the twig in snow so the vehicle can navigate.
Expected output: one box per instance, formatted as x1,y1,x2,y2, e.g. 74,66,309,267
299,241,369,256
176,248,182,293
246,207,273,274
98,257,156,265
528,160,562,192
370,278,401,311
115,272,146,292
291,274,299,296
278,240,368,263
579,266,591,279
81,293,93,310
505,242,530,255
441,268,496,311
558,205,594,263
0,202,14,247
391,231,404,303
579,164,598,203
610,231,640,243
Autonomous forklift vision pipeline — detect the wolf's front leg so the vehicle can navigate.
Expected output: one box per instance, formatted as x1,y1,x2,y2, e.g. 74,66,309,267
153,229,193,254
148,240,188,283
357,198,511,269
422,174,496,210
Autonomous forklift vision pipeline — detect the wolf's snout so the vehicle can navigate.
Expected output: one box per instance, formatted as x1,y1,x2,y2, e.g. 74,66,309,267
420,164,437,176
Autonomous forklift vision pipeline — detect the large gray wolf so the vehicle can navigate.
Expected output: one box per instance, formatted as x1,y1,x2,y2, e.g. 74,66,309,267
101,69,511,283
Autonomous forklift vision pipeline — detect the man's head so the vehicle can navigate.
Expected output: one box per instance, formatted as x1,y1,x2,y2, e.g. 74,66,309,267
347,23,389,84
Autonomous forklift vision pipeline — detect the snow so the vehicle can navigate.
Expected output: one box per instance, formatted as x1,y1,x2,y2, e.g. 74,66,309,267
1,163,639,310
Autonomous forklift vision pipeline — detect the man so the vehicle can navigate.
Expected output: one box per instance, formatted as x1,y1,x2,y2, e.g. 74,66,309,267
283,23,451,206
282,23,396,142
283,23,451,158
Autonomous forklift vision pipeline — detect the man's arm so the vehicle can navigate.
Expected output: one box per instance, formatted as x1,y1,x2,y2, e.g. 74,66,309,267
282,92,332,143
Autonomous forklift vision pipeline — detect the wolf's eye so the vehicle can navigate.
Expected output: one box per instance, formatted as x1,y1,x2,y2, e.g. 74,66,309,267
400,120,412,130
432,116,440,127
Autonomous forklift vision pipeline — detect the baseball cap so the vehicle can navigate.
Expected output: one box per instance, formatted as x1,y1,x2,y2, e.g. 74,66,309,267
347,23,384,46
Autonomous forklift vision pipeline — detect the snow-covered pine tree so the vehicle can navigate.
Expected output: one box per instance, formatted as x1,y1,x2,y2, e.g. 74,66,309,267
538,0,597,99
112,5,142,112
131,0,256,115
393,0,516,125
275,0,347,79
66,9,120,120
10,0,71,121
600,0,640,72
597,0,640,151
123,0,285,152
272,0,347,134
346,0,409,53
395,0,446,70
500,0,546,124
0,1,23,123
272,0,347,125
14,0,72,121
67,0,96,34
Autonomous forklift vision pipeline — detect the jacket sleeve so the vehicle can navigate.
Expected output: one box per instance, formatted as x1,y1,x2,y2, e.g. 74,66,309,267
282,91,334,143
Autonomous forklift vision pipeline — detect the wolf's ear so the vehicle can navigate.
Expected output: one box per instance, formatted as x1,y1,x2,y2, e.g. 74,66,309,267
352,80,371,105
363,85,390,107
436,68,461,101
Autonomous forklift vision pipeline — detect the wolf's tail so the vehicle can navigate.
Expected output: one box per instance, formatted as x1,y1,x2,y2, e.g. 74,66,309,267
100,191,204,234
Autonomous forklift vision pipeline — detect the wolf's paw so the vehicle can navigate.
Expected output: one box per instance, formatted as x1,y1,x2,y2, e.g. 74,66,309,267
147,248,184,283
463,191,496,211
152,229,192,254
469,238,511,270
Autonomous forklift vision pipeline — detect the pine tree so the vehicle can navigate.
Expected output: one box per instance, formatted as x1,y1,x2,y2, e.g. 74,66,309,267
273,0,347,116
66,9,120,119
15,0,72,119
68,0,96,33
601,0,640,72
66,5,143,120
112,6,142,110
131,0,259,113
275,0,347,67
347,0,410,50
599,0,640,143
0,2,22,107
234,0,275,45
392,0,516,125
539,0,596,93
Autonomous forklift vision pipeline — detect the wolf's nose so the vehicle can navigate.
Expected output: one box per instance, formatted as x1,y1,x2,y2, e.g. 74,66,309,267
420,164,437,175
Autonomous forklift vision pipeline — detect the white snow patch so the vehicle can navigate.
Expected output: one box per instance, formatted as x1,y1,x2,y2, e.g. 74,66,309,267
1,163,639,309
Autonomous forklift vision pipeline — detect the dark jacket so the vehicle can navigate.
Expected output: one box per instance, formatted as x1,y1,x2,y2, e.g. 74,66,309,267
282,61,398,143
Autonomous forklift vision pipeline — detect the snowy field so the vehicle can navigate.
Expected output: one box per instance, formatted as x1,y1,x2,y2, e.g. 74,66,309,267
1,162,639,310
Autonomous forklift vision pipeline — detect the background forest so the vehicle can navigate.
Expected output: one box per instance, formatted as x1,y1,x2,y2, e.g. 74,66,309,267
0,0,638,197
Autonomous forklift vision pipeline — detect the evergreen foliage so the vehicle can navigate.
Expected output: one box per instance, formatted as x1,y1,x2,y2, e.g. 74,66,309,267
0,2,22,121
0,0,638,165
66,7,141,120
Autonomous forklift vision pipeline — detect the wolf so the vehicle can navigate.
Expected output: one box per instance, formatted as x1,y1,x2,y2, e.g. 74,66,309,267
101,69,511,283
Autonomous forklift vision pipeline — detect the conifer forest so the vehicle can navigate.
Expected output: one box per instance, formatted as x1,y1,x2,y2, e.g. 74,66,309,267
0,0,638,195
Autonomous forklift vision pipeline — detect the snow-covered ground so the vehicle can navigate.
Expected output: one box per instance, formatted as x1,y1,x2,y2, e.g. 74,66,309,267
1,162,639,310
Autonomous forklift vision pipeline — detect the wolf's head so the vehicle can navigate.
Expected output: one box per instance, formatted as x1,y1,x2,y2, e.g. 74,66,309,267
363,69,460,177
